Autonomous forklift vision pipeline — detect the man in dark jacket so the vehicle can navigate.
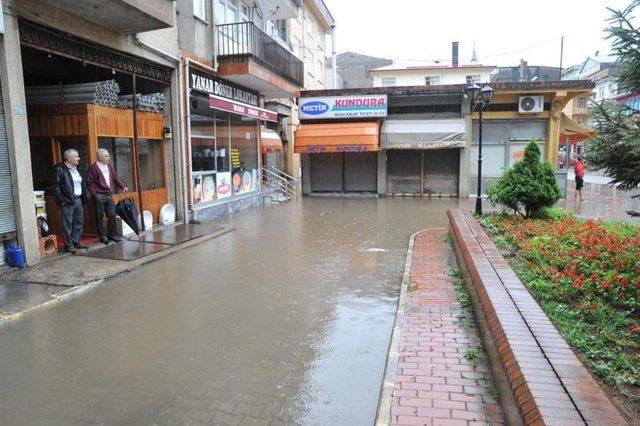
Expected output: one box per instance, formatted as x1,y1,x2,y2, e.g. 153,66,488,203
87,148,128,244
53,149,88,253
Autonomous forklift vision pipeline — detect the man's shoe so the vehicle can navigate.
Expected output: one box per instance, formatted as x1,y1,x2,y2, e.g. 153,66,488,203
108,236,121,243
66,246,79,254
99,237,110,245
75,244,90,250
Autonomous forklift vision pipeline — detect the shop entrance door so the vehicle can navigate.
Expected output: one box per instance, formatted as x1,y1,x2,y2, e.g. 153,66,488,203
387,150,421,194
423,149,460,196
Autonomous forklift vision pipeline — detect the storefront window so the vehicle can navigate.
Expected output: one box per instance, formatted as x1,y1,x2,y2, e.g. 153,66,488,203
229,113,259,195
98,137,135,192
137,139,164,190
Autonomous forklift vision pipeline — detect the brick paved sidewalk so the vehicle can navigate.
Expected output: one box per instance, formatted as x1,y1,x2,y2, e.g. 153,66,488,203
389,228,504,426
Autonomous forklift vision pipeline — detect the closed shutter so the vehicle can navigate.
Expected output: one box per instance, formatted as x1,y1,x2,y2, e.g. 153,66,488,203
344,152,377,192
0,80,17,235
310,153,343,192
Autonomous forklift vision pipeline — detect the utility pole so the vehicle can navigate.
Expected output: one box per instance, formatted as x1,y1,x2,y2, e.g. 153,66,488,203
559,36,564,80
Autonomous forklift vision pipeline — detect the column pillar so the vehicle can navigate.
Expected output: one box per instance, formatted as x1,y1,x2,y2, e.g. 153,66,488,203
0,12,39,265
377,149,387,195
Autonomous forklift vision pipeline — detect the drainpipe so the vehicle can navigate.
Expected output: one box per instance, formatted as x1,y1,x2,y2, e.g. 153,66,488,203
331,25,337,88
211,0,219,71
133,35,189,223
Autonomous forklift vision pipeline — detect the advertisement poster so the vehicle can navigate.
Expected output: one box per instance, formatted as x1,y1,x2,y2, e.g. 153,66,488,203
232,169,258,194
193,173,217,204
299,95,388,120
216,172,232,199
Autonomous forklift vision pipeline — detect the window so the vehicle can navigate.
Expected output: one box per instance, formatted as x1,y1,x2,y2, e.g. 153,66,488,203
137,139,164,191
577,97,588,109
306,14,315,42
466,75,481,85
216,0,237,25
293,35,303,59
194,0,207,21
316,59,323,82
98,137,135,192
240,2,250,21
306,50,315,77
229,114,259,195
381,77,396,87
425,76,440,86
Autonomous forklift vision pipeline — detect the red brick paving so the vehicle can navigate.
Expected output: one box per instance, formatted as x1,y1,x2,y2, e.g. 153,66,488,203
390,228,504,426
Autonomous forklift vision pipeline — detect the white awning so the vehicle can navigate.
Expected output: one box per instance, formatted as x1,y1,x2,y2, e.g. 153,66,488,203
381,119,467,149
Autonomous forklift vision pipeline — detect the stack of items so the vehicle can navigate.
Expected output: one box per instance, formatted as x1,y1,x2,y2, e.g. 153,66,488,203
26,80,121,107
25,81,166,112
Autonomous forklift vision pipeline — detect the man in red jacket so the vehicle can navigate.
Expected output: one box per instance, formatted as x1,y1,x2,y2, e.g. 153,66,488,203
87,148,128,244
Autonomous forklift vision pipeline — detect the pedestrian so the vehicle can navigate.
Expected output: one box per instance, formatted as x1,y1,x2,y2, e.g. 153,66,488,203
574,155,586,202
87,148,128,244
53,149,88,253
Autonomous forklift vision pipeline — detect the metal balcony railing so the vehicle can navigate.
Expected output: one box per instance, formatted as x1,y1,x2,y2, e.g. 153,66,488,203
217,22,303,88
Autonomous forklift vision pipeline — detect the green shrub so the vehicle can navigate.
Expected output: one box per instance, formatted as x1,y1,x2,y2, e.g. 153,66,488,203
486,140,561,218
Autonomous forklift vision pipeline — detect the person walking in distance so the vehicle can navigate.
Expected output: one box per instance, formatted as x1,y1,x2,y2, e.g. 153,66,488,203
574,155,586,202
53,149,89,253
87,148,128,244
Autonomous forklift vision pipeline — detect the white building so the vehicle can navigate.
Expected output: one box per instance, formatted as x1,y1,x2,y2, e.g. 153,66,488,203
370,42,496,87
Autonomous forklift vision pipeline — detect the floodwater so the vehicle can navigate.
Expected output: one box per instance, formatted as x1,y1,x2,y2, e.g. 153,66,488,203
0,197,465,425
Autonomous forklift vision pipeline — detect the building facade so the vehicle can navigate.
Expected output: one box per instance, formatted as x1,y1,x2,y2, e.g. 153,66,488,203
336,52,393,88
491,60,561,83
295,81,594,199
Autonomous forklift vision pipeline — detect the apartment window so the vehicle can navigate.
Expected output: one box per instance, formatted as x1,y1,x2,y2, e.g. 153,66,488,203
194,0,207,21
316,59,323,82
466,75,481,85
577,97,588,109
306,51,315,77
381,77,396,87
306,14,315,42
425,76,440,86
293,35,303,59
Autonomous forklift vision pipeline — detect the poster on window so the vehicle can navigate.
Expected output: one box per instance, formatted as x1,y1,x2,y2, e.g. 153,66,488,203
193,173,217,204
232,169,258,194
216,172,232,199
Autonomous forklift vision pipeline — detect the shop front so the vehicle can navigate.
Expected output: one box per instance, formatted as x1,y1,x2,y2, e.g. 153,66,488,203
187,67,277,219
295,94,387,195
381,119,466,196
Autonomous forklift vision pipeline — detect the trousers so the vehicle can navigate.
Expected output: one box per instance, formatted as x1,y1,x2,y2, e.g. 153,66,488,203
93,193,117,239
61,197,84,248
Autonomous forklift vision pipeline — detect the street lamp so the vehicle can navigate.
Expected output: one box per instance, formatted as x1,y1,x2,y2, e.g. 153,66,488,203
465,83,494,215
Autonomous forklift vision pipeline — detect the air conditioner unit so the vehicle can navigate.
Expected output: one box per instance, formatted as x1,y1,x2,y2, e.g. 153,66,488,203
519,95,544,114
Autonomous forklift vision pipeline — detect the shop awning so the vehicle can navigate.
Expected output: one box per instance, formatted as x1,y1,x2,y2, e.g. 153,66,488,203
261,127,283,153
294,122,380,154
381,119,467,149
560,113,595,143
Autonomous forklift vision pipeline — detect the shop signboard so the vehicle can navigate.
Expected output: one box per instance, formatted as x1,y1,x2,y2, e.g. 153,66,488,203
299,95,388,120
189,68,278,122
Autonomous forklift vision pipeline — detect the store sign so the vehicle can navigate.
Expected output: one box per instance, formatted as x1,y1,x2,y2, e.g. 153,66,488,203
300,145,377,154
189,69,259,106
209,95,278,122
299,95,388,120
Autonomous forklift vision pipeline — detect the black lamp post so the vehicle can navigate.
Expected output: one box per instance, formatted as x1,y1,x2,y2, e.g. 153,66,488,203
465,83,494,215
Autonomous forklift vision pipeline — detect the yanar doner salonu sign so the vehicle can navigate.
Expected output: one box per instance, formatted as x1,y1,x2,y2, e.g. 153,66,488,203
299,95,388,120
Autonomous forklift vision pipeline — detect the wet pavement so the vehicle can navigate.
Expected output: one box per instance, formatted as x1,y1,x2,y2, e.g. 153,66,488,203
0,197,467,426
563,180,640,222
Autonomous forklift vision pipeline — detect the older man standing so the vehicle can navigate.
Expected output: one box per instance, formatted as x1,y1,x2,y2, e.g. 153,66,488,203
87,148,128,244
53,149,88,253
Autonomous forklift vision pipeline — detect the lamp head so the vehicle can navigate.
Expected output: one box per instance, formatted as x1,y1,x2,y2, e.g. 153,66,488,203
465,83,481,102
480,85,494,104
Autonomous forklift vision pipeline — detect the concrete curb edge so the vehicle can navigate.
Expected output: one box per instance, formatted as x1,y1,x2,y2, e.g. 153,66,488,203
374,229,420,426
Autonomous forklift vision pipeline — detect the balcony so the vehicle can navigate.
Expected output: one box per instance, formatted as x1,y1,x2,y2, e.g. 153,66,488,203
217,22,304,93
40,0,173,34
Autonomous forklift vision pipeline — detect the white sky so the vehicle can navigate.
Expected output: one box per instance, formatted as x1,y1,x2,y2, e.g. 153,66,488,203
323,0,631,68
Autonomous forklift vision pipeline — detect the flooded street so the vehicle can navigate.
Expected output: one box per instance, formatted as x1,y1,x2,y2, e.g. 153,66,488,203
0,198,464,425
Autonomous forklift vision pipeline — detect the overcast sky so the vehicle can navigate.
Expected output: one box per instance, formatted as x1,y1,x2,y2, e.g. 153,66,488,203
323,0,632,68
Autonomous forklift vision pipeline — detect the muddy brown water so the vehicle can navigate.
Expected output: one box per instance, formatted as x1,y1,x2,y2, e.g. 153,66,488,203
0,197,467,425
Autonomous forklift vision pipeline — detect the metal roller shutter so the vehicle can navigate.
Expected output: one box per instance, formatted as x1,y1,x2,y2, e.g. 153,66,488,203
0,80,17,235
344,153,377,192
311,153,343,192
423,149,460,196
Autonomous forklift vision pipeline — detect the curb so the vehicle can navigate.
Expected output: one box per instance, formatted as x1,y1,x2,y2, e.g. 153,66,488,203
0,227,235,328
374,229,419,426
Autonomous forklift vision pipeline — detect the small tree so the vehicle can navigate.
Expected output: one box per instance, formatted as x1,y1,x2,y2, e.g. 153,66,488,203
487,140,561,218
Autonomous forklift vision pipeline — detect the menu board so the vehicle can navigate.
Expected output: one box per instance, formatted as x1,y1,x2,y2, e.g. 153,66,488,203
231,149,241,169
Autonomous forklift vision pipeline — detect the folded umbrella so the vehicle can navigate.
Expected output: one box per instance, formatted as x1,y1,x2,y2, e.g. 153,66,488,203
115,195,140,236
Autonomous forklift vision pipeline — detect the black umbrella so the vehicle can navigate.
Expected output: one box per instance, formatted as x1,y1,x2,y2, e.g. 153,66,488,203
116,195,140,236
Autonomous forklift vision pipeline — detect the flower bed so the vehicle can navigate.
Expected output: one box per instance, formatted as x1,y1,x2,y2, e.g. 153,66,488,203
479,212,639,414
